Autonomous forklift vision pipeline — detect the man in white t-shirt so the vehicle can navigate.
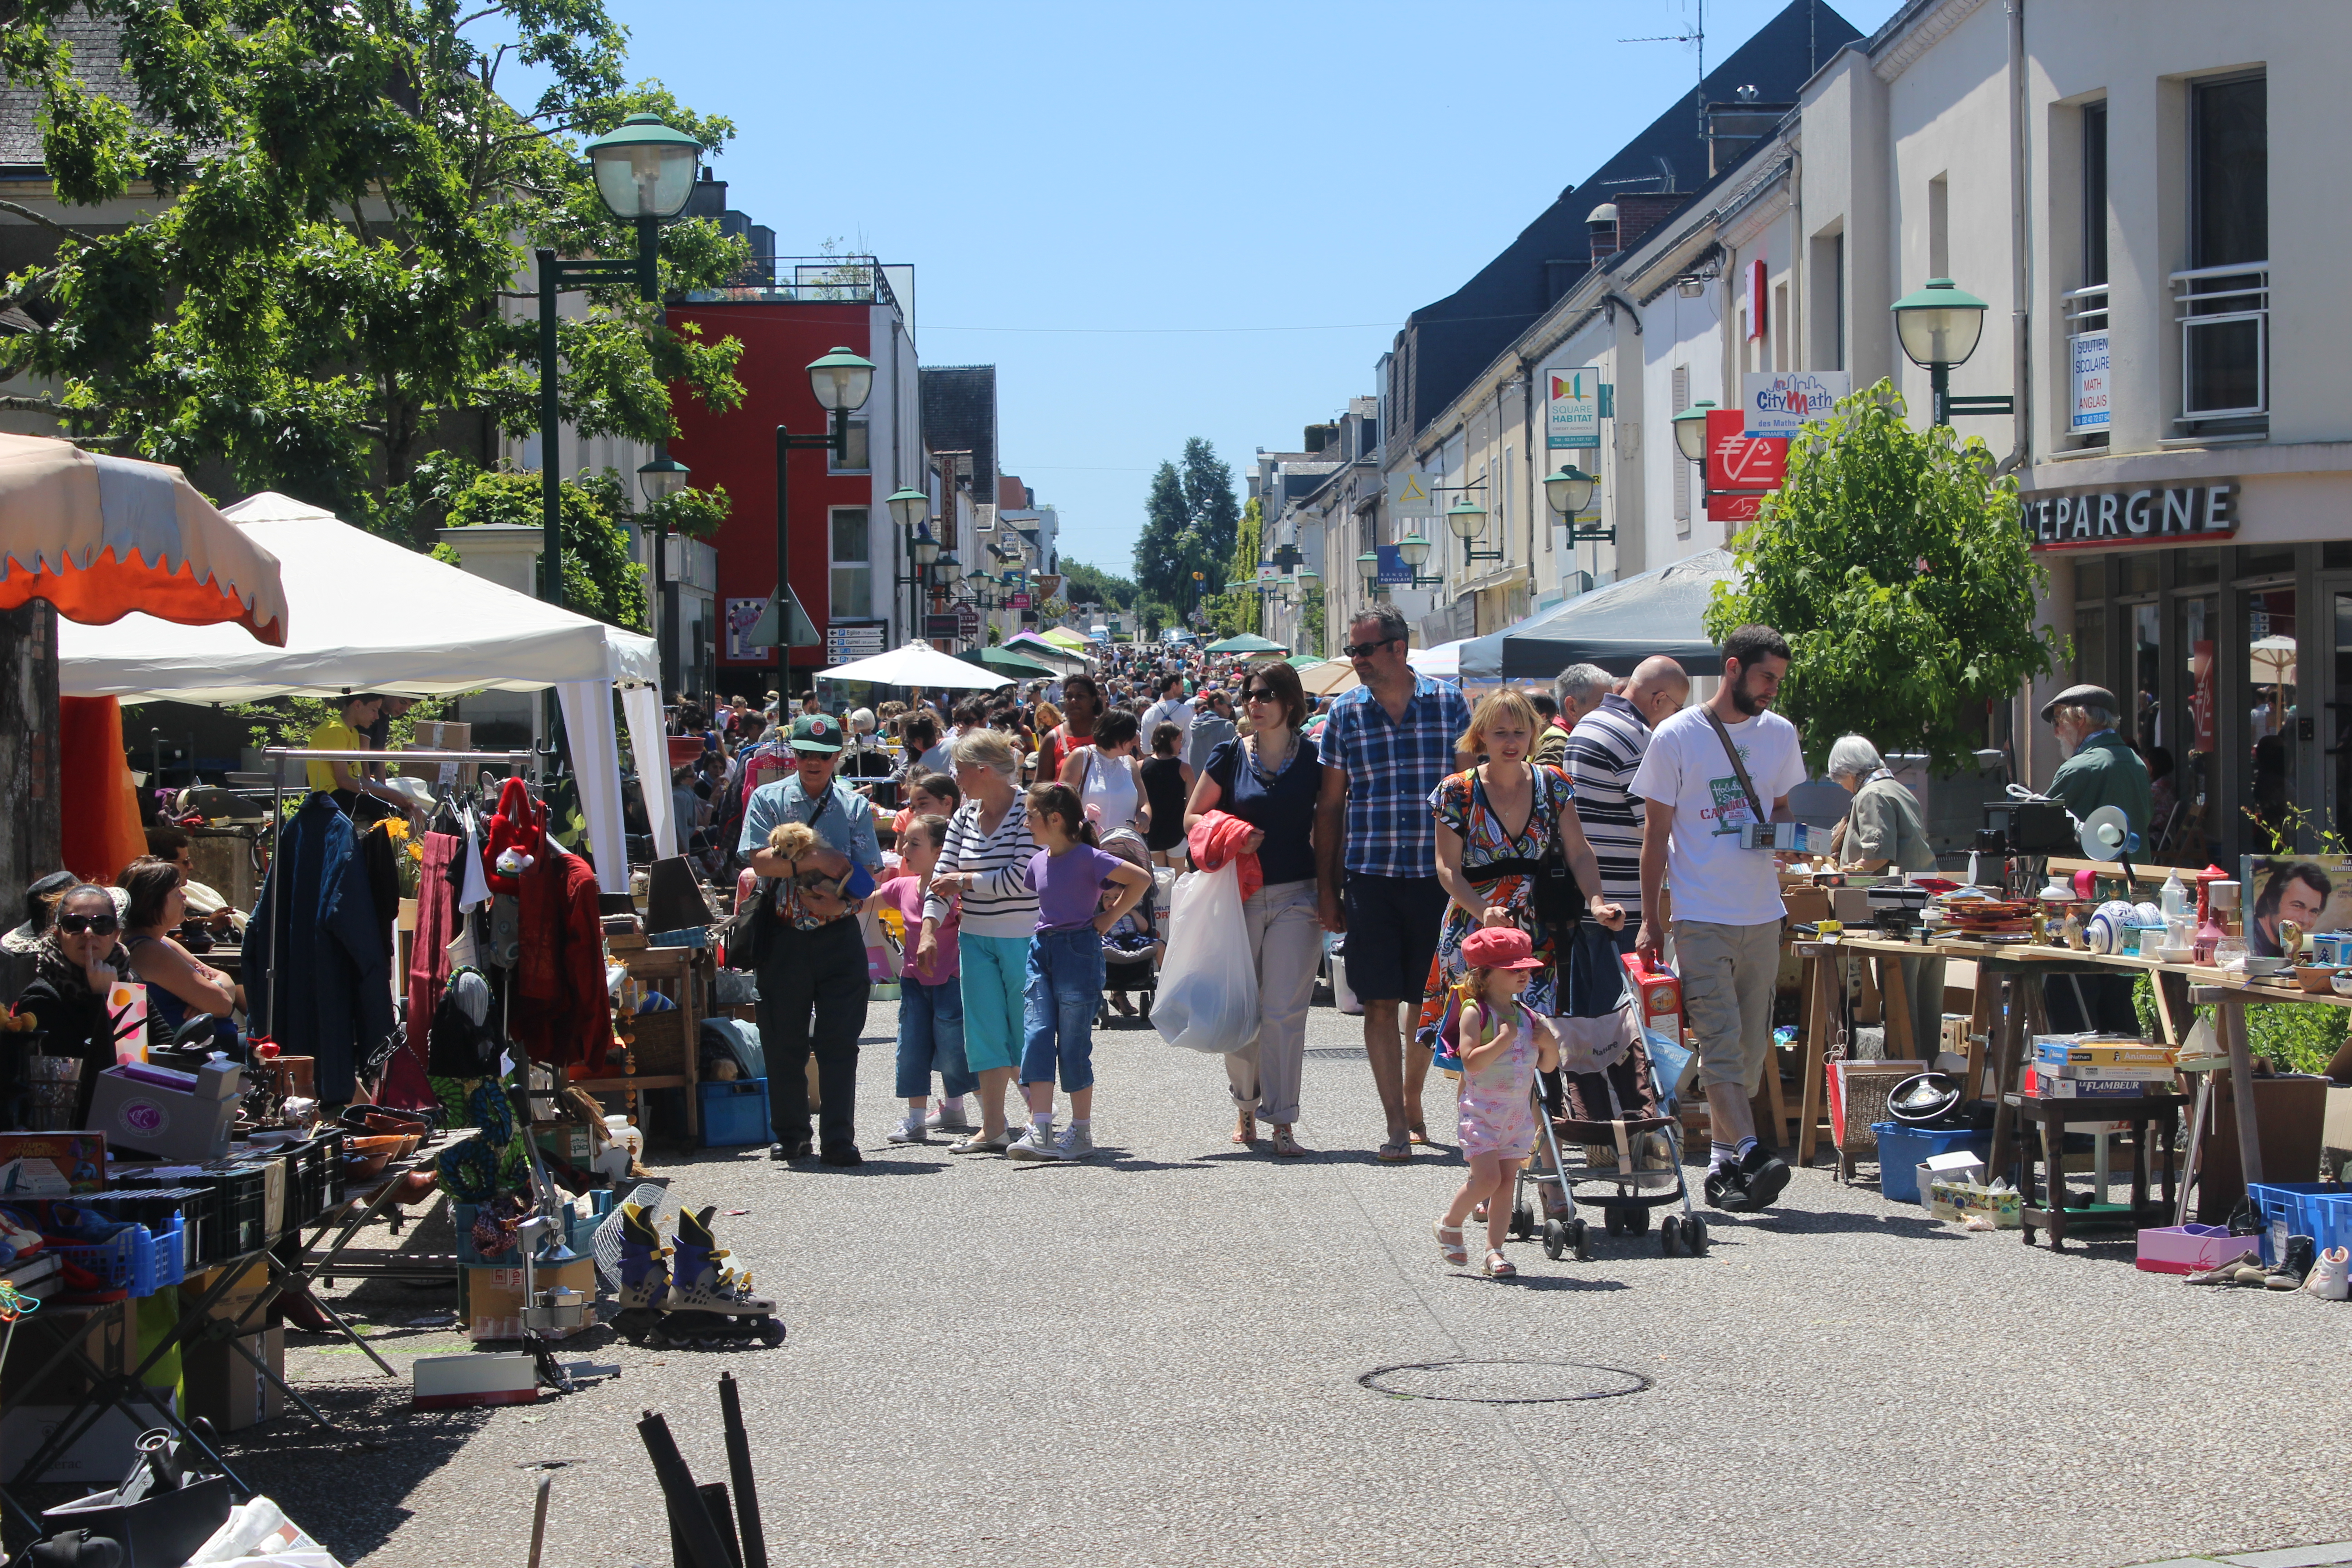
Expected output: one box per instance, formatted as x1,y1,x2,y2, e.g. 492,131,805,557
1630,623,1807,1215
1140,672,1194,742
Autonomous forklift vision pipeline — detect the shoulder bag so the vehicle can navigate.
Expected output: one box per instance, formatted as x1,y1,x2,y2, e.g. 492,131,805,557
1701,708,1768,830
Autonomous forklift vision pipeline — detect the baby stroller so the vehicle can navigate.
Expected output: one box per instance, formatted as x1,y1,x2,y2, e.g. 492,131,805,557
1511,952,1707,1260
1096,828,1161,1025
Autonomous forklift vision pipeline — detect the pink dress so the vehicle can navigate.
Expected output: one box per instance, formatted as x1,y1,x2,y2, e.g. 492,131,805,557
1456,1000,1541,1160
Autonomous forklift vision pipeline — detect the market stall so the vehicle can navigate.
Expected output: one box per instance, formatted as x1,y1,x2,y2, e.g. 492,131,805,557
55,492,673,882
1456,548,1733,681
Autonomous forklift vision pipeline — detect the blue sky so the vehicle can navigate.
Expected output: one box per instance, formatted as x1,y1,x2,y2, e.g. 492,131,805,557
586,0,1906,576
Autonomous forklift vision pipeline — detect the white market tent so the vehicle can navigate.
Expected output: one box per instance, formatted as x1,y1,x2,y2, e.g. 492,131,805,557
58,492,672,887
819,640,1015,690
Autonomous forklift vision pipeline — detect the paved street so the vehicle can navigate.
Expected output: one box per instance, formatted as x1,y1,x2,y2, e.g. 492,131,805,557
244,995,2352,1568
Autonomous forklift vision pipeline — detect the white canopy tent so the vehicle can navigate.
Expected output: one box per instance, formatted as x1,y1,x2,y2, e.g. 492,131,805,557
57,492,673,888
818,640,1015,690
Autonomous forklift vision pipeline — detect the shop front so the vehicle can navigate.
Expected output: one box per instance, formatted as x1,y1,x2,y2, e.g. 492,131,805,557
2030,467,2352,868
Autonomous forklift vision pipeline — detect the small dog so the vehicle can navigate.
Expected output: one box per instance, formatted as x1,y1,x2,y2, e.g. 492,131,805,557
767,821,851,921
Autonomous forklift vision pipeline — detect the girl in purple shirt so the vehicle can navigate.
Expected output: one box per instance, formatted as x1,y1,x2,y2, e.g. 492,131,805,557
1006,783,1151,1162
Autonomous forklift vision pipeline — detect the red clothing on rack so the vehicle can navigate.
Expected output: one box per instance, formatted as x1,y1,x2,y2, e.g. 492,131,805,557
387,830,462,1108
515,842,612,1074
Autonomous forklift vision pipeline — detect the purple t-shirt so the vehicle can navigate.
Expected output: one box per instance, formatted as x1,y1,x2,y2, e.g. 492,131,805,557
1027,843,1125,933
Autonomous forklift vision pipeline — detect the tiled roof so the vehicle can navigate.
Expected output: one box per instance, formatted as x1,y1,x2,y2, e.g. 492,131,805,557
920,364,997,505
0,15,134,168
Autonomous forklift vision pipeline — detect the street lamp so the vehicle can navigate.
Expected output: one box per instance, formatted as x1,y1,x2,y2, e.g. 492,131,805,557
1446,495,1499,564
1891,276,2004,426
769,346,877,690
1544,464,1596,519
1355,548,1385,600
1394,529,1443,589
1671,400,1716,463
537,115,701,611
637,446,690,694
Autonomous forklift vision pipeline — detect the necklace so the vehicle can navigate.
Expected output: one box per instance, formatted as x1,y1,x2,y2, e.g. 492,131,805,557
1250,729,1294,779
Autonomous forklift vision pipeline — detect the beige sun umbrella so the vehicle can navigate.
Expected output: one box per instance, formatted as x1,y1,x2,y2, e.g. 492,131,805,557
1298,658,1361,697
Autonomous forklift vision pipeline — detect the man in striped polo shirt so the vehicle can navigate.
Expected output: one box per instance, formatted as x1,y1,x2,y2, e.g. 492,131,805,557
1559,656,1689,1015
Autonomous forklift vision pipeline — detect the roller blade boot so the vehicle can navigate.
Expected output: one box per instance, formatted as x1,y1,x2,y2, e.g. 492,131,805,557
611,1201,675,1346
659,1205,787,1348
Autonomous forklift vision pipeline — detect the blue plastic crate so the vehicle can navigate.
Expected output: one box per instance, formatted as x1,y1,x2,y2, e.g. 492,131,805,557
698,1078,770,1149
1872,1122,1994,1204
56,1221,159,1298
148,1215,187,1289
2249,1181,2352,1264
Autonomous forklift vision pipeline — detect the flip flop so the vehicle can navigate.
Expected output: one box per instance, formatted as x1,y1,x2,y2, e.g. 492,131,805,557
1377,1139,1411,1164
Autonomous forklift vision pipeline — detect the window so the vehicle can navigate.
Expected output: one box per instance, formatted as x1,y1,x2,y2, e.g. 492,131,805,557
2194,76,2266,271
1773,281,1789,372
829,507,871,619
2082,102,2109,288
2068,103,2112,446
2179,74,2268,423
828,419,870,473
1670,365,1691,532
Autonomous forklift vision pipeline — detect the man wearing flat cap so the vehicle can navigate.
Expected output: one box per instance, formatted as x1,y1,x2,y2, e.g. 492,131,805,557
2041,683,2152,842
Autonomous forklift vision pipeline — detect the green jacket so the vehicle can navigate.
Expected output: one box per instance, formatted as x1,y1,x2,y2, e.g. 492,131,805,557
2047,729,2153,841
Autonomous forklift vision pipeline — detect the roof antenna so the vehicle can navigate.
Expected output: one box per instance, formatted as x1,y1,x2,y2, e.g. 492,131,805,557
1618,0,1707,138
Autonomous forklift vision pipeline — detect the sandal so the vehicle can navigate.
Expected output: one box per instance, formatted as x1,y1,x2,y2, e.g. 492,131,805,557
1271,1126,1305,1158
1483,1250,1518,1279
1432,1220,1468,1267
1471,1200,1489,1223
1110,992,1135,1017
1377,1139,1411,1163
1231,1110,1257,1145
1406,1123,1431,1146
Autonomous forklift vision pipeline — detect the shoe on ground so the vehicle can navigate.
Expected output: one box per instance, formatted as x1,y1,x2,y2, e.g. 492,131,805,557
769,1140,813,1162
949,1128,1014,1155
886,1115,928,1145
2186,1249,2263,1285
1739,1142,1791,1210
1704,1161,1754,1212
2302,1244,2350,1301
2264,1234,2317,1290
926,1097,973,1132
1006,1125,1066,1162
1054,1123,1095,1161
819,1144,864,1167
2230,1259,2272,1286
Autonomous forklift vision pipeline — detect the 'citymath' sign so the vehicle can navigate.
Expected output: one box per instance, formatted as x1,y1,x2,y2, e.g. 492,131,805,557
2018,480,2238,551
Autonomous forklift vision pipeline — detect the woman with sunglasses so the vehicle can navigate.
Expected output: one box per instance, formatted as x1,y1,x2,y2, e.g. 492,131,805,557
118,856,242,1053
12,884,131,1125
1183,658,1323,1157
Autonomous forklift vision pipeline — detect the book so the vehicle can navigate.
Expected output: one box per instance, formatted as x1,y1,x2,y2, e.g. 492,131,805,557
2025,1069,2171,1098
2031,1040,2176,1068
2030,1061,2177,1081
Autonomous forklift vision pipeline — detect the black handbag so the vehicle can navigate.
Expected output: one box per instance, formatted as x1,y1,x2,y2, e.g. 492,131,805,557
1470,768,1582,926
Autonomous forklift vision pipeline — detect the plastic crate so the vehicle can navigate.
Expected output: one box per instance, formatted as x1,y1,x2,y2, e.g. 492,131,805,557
2249,1181,2352,1264
55,1222,158,1298
1872,1123,1994,1204
697,1078,770,1149
147,1215,187,1289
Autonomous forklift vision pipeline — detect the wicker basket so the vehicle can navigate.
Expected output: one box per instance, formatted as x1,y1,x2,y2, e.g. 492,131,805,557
1832,1061,1922,1183
623,1010,689,1075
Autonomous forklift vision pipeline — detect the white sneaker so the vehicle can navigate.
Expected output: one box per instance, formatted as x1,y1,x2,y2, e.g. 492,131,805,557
1006,1124,1065,1162
1055,1123,1095,1161
2302,1245,2350,1301
885,1114,927,1145
926,1097,972,1132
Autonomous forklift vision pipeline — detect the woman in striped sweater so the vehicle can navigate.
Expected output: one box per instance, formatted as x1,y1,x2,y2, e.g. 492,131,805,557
919,728,1039,1153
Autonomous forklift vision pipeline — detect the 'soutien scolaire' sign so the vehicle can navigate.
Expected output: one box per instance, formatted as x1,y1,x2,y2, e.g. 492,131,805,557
2017,480,2237,551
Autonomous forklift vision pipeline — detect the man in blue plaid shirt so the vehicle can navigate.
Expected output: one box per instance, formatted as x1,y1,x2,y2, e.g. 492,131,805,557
1315,605,1474,1161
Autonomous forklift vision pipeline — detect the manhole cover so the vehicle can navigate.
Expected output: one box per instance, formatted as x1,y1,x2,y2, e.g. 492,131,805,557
1359,1359,1652,1404
1303,1047,1367,1059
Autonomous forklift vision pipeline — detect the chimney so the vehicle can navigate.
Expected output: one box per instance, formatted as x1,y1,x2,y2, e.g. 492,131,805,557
1587,203,1622,265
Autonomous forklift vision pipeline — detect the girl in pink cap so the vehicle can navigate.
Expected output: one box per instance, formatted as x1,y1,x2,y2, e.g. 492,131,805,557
1433,926,1559,1278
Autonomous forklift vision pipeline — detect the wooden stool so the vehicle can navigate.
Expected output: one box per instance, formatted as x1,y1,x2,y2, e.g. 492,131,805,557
2011,1093,2185,1250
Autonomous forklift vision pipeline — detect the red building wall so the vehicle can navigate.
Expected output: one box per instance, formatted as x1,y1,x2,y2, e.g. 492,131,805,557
666,301,870,682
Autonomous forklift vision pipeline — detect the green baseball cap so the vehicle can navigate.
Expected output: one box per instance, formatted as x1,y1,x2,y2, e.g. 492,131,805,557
789,712,843,754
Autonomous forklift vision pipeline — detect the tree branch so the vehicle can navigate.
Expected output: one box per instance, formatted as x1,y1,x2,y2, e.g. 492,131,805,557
0,200,98,249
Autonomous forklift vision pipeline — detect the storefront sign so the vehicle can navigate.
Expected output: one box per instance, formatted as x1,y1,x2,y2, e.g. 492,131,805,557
1740,371,1850,439
1387,471,1437,518
1704,409,1788,493
1547,367,1601,449
1375,544,1412,586
2019,481,2238,551
1009,592,1031,609
2069,332,2111,432
1705,492,1766,523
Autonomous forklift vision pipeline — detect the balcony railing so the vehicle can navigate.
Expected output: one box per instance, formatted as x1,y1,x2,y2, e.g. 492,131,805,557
680,255,901,311
2171,261,2268,425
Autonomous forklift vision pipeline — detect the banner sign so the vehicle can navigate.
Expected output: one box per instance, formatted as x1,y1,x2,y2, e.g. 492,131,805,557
724,598,768,662
2019,481,2238,552
1375,545,1412,586
1387,470,1437,518
2069,332,2111,432
1704,409,1788,493
1740,370,1850,439
1547,367,1601,449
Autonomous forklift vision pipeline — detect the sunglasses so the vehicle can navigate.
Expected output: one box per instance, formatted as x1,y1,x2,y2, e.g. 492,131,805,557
1244,688,1279,703
58,911,119,936
1343,638,1399,659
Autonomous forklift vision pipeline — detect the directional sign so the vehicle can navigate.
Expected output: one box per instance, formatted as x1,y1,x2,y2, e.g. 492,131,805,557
1705,409,1788,493
1387,470,1438,518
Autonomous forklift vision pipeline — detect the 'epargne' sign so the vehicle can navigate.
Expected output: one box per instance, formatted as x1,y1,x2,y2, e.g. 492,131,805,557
2019,480,2238,552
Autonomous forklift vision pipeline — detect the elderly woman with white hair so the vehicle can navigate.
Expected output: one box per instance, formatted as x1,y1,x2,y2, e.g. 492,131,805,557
1827,734,1944,1054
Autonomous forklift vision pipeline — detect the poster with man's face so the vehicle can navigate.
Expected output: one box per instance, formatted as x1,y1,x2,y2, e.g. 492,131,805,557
2241,856,2352,957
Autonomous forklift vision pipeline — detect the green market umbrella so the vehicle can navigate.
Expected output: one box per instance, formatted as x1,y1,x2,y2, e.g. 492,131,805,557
1285,653,1327,670
1205,632,1287,654
965,645,1056,679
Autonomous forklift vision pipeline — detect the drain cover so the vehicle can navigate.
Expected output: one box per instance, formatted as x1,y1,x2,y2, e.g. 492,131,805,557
1303,1047,1367,1059
1360,1358,1652,1404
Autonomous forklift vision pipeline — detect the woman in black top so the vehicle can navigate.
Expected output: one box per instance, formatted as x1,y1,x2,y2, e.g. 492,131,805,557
1138,722,1193,867
1182,658,1323,1157
12,884,130,1127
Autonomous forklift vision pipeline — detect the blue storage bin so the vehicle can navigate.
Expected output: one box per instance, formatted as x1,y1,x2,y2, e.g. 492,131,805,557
699,1078,770,1149
2249,1181,2352,1264
56,1221,159,1298
1872,1122,1994,1204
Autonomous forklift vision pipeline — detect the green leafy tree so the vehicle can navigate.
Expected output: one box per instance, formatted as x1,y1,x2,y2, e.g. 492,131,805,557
1181,436,1241,563
1133,437,1240,613
1058,559,1137,614
1207,498,1264,638
444,467,647,631
0,0,745,542
1134,461,1191,605
1702,381,2063,773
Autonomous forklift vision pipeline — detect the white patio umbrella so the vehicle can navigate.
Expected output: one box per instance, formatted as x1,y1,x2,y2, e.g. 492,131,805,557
820,640,1015,690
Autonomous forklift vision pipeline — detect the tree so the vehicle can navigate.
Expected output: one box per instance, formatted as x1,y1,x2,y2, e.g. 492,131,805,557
1701,381,2063,773
1134,461,1191,605
0,0,746,543
1133,436,1240,612
1058,559,1138,614
1206,497,1264,638
1180,436,1240,564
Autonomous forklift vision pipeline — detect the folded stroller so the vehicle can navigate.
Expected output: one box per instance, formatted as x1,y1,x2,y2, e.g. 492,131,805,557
1096,829,1160,1025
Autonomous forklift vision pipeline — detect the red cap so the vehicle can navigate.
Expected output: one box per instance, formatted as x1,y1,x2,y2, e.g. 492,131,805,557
1461,926,1543,971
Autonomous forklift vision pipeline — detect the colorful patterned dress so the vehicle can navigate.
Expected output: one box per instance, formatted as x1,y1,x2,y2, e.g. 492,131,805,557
1416,764,1573,1045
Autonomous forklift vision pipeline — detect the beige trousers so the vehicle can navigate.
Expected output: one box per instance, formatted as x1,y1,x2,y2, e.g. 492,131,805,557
1223,879,1322,1125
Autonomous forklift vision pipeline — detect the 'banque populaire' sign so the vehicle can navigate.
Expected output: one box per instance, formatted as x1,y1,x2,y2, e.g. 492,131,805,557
2018,480,2237,551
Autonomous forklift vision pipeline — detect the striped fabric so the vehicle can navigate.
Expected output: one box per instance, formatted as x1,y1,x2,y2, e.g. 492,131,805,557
924,798,1040,939
1561,693,1652,916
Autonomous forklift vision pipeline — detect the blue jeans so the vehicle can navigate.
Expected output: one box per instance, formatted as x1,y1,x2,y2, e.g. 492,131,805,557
1021,926,1104,1093
894,973,975,1101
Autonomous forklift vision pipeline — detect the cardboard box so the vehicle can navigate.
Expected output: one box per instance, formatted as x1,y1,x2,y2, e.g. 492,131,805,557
413,1351,538,1409
1782,887,1832,925
0,1393,180,1482
1927,1177,2024,1228
182,1327,286,1432
464,1257,595,1343
0,1298,127,1407
0,1133,107,1194
190,1258,275,1328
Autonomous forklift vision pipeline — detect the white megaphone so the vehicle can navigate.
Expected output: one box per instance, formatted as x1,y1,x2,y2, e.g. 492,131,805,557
2078,804,2141,886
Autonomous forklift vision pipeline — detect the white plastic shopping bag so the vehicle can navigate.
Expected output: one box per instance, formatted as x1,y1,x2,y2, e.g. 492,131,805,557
1153,863,1259,1054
